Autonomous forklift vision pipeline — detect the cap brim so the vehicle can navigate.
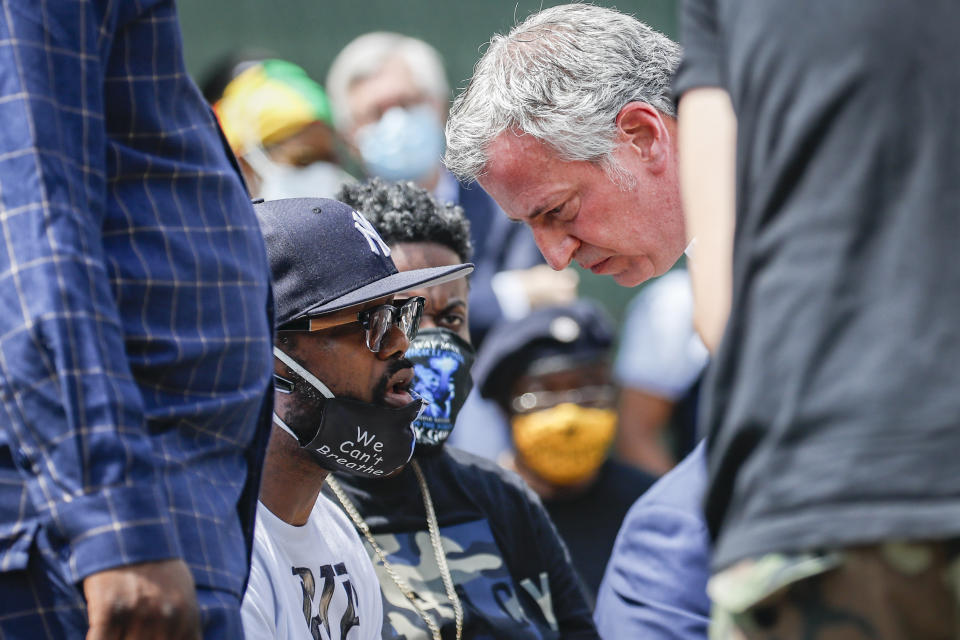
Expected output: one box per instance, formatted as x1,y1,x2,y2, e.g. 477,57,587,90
303,263,474,316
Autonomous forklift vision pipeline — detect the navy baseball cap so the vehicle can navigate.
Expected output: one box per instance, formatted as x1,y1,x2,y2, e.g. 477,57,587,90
255,197,474,327
473,300,614,401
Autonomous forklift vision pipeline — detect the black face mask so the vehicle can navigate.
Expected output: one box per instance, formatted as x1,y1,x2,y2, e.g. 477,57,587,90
406,328,476,453
273,347,420,477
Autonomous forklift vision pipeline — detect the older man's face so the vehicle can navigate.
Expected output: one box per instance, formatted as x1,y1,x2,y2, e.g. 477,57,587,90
478,131,687,287
344,58,445,139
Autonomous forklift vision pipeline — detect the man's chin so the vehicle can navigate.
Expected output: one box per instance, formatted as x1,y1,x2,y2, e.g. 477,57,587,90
609,261,656,287
587,254,658,287
611,272,647,287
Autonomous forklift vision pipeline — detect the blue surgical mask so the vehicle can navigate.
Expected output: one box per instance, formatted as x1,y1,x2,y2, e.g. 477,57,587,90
356,105,445,183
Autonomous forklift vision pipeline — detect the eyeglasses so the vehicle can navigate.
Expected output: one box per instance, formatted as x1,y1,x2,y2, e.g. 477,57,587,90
280,297,425,353
511,384,616,414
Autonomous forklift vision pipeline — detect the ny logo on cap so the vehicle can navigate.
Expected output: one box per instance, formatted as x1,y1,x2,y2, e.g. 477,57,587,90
352,211,391,257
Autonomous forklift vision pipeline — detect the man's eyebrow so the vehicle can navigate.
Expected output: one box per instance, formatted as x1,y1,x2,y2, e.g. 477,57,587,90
525,203,550,221
438,298,467,311
525,197,566,222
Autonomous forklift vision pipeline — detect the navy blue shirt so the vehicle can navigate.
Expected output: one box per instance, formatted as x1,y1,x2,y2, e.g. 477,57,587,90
0,0,273,597
326,447,599,639
544,460,656,601
594,443,710,640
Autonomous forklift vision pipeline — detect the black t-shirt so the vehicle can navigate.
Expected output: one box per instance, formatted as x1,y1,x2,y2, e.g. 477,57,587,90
675,0,960,570
322,446,599,639
543,460,656,600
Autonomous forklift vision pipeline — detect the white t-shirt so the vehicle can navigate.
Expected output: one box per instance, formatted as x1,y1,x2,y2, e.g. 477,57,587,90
241,495,383,640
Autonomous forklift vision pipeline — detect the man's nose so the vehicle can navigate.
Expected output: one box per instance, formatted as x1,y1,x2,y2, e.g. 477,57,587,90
377,323,410,360
532,225,579,271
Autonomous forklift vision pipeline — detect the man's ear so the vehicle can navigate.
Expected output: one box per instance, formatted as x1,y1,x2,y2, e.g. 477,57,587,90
615,101,673,174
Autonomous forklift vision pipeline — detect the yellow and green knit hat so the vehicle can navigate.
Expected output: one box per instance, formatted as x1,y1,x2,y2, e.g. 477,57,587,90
215,59,333,155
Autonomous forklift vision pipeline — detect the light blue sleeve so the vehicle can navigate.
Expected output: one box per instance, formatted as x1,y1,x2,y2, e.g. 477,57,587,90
594,444,711,639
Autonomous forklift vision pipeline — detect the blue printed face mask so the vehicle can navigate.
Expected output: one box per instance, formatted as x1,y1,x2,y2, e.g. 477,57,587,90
355,105,445,183
406,328,476,454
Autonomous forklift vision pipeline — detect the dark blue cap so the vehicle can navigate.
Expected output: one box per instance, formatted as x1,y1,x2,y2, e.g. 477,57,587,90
474,300,614,401
255,197,473,327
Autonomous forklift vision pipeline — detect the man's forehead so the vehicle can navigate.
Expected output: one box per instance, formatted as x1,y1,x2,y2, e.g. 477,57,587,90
485,129,549,166
336,294,394,317
516,361,610,392
348,59,425,116
481,134,570,222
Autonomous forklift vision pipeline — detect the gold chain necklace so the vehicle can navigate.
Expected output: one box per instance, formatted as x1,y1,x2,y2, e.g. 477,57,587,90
327,460,464,640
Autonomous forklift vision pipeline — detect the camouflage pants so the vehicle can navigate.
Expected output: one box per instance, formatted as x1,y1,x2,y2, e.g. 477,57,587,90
710,540,960,640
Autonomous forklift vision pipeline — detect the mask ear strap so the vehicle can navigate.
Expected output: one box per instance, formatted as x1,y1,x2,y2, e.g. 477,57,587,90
273,346,336,399
243,140,282,179
272,412,301,442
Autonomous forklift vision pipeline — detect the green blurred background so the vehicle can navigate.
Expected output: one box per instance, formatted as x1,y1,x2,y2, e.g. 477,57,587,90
179,0,680,324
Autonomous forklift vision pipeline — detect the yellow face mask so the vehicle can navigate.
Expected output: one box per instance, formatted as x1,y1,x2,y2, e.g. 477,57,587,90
511,403,617,486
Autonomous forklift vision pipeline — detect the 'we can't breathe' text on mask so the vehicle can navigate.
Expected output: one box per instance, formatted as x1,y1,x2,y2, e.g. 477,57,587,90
273,347,421,477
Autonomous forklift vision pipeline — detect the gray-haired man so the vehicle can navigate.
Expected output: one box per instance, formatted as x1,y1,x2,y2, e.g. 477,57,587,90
446,6,713,639
445,3,686,288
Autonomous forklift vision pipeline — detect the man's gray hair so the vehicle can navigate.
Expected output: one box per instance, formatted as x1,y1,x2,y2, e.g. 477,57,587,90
326,32,450,132
445,3,681,183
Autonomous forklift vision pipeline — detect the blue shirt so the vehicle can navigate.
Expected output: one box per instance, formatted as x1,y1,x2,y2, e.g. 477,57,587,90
0,0,273,598
594,442,710,640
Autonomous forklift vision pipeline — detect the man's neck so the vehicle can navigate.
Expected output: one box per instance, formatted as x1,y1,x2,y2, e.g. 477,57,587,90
259,429,329,526
506,453,598,502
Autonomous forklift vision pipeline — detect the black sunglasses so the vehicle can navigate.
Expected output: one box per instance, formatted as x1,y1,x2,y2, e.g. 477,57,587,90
280,297,425,353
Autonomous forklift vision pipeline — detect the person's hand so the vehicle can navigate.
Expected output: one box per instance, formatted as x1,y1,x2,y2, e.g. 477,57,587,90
83,559,201,640
515,264,580,310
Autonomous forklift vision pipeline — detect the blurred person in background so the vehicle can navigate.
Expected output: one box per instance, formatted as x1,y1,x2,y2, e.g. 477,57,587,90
243,196,473,639
326,32,576,348
199,47,277,103
215,58,355,199
326,178,599,640
677,0,960,637
473,301,657,599
614,268,708,475
0,2,275,638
